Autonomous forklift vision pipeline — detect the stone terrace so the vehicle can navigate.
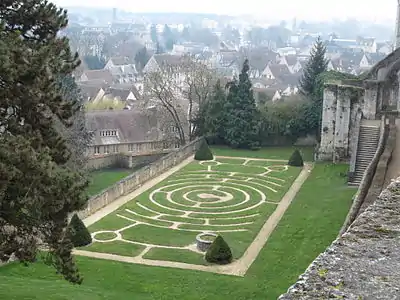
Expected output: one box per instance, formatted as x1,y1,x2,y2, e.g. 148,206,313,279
278,178,400,299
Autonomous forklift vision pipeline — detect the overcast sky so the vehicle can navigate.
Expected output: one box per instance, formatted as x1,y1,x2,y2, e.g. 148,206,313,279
54,0,396,22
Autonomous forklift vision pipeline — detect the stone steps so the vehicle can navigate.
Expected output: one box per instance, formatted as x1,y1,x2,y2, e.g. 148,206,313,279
350,125,380,186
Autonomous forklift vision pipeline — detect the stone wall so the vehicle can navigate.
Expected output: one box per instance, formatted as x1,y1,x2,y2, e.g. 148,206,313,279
318,83,364,162
77,138,202,219
339,116,387,236
87,151,169,170
278,175,400,300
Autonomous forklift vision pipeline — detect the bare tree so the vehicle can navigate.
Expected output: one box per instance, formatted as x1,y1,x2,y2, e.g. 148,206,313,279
144,55,216,146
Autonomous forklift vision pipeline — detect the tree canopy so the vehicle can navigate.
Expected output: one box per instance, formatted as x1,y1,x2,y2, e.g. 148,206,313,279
224,59,260,149
0,0,89,284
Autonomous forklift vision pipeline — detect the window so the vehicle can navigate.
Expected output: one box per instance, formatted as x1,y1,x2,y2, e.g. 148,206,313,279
94,146,100,155
104,145,110,154
113,145,118,153
174,142,180,149
163,142,170,149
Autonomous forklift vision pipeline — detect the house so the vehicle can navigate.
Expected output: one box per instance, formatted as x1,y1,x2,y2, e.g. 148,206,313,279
107,84,141,102
86,109,175,169
104,57,138,84
78,83,106,103
279,55,302,74
261,64,291,80
276,47,296,56
142,54,185,73
247,50,280,78
79,69,114,84
253,87,281,104
337,52,370,73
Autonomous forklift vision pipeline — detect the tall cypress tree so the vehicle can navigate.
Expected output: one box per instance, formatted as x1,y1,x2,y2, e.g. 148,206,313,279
0,1,89,283
299,37,329,141
199,79,227,143
299,36,329,96
224,60,260,149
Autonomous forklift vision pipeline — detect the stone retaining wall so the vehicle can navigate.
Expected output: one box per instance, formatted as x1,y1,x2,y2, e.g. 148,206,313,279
338,115,387,236
278,175,400,300
77,138,203,219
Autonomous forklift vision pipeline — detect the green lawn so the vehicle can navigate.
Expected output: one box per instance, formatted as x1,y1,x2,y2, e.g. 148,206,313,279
211,146,315,162
86,168,132,196
0,162,355,300
84,157,301,263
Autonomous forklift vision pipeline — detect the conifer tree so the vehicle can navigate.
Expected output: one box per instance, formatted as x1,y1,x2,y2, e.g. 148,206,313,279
299,36,329,97
197,79,227,143
299,37,329,141
0,1,89,284
224,59,260,149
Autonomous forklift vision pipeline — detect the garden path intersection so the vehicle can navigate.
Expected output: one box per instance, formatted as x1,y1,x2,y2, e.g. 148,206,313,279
74,155,313,276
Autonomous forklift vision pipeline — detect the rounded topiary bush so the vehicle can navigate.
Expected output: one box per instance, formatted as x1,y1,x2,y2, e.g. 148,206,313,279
205,235,232,264
288,149,304,167
68,214,92,247
194,139,214,161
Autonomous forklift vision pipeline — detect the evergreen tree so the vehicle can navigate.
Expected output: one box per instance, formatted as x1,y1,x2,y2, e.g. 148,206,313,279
299,36,329,97
194,139,214,161
67,214,92,247
134,47,150,71
224,60,260,149
299,37,328,142
288,149,304,167
0,1,89,283
196,79,227,143
150,24,158,43
205,236,233,264
82,55,105,70
162,24,175,51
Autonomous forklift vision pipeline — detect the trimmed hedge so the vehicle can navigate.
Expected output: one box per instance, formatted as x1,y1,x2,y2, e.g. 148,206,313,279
205,235,232,264
288,149,304,167
68,214,92,247
194,139,214,161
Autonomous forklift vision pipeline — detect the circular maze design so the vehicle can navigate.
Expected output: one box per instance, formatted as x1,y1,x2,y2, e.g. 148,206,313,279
92,158,290,251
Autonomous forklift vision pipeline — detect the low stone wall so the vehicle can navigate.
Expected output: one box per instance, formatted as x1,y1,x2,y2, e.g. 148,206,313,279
278,177,400,300
338,115,387,236
77,138,203,219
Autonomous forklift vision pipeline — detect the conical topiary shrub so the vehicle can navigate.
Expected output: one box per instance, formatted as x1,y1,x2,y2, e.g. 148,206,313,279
194,139,214,161
288,149,304,167
68,214,92,247
205,235,232,264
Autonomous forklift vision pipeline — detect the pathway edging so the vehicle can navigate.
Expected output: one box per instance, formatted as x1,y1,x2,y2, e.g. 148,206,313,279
76,161,313,276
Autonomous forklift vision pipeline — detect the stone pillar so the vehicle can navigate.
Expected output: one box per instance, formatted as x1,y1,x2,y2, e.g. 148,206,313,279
318,84,337,161
363,80,379,119
128,155,133,168
333,86,351,162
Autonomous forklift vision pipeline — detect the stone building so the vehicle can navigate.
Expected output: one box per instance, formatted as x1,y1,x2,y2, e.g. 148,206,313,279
317,47,400,185
85,109,178,170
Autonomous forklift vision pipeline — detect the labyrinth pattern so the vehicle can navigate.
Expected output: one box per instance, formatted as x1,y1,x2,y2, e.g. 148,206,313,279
91,157,292,258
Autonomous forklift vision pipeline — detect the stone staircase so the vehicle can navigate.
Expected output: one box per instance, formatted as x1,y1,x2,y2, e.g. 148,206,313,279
350,123,380,186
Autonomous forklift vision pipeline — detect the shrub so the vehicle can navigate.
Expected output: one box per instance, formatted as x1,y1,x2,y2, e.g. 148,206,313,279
288,149,304,167
194,139,214,161
205,235,232,264
67,214,92,247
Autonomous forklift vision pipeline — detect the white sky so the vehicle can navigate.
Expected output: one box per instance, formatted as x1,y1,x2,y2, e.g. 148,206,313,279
54,0,396,22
